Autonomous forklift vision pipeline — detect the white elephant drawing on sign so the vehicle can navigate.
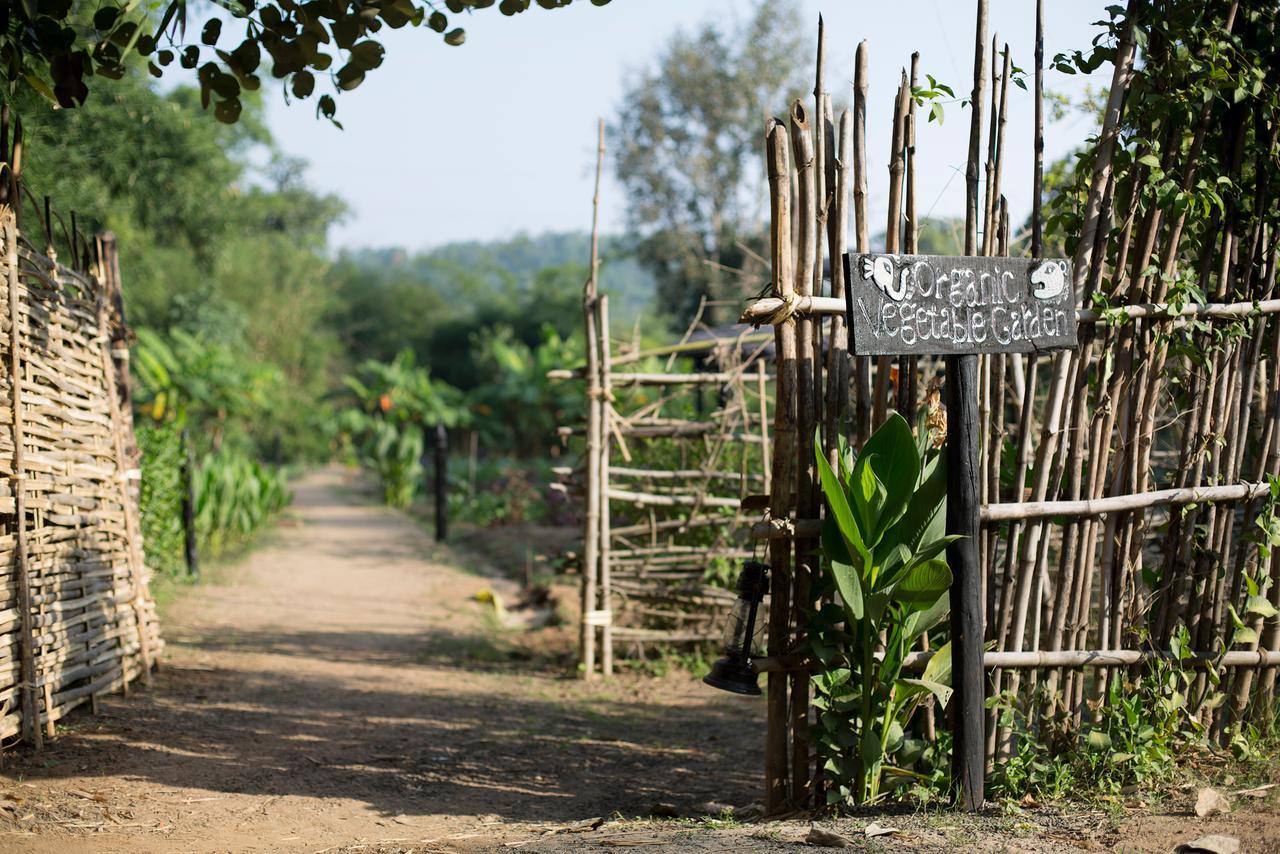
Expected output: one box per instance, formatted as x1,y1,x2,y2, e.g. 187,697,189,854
861,255,908,301
1030,259,1068,300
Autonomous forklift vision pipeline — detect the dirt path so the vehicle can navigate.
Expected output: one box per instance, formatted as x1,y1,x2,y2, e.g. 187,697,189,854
3,467,1278,853
0,467,763,852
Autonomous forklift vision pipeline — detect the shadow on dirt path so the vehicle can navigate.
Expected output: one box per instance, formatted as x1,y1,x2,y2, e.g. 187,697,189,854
0,467,764,852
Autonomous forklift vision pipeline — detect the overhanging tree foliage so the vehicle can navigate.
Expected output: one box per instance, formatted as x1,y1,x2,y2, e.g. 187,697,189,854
2,0,610,124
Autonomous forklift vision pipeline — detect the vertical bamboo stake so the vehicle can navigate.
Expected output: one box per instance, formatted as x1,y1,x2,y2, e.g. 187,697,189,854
434,422,448,542
758,360,771,495
876,75,908,428
765,118,797,814
580,120,605,678
852,42,871,446
901,53,920,425
824,111,852,460
5,212,41,748
981,35,1003,257
181,428,200,578
948,0,987,811
1030,0,1045,259
1005,0,1139,674
788,99,818,809
812,24,827,444
599,296,614,677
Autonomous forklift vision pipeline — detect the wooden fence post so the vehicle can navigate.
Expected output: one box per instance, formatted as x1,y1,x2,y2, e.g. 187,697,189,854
434,422,448,543
946,354,985,810
599,295,613,676
181,428,200,579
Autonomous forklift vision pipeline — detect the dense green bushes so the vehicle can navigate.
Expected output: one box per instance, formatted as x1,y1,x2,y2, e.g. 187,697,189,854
138,422,292,576
137,424,186,578
133,329,293,577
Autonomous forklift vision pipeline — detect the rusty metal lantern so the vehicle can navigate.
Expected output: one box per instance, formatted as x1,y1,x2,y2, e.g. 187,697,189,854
703,560,769,696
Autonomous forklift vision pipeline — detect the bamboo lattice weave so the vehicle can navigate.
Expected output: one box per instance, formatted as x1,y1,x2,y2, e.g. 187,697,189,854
0,212,161,745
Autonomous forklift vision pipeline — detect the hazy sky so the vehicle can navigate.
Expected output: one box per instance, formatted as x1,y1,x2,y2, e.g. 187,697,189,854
263,1,1111,251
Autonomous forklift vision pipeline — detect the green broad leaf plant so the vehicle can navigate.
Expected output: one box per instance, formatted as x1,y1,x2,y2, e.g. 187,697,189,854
811,412,956,805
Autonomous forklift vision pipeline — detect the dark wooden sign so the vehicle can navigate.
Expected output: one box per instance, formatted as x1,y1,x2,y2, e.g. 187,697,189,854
843,253,1076,356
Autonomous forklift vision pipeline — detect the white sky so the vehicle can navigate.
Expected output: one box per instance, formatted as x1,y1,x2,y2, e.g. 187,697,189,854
262,0,1111,251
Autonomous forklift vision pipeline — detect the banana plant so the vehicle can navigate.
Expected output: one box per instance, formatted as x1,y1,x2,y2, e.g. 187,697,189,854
812,412,956,805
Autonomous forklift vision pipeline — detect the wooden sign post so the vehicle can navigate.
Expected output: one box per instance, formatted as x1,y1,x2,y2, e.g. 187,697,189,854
843,251,1076,810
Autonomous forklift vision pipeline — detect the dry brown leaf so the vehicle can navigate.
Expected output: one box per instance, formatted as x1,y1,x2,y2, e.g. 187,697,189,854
864,822,900,839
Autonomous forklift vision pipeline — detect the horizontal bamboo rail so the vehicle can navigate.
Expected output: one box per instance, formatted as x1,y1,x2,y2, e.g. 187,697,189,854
606,488,742,509
983,481,1271,522
549,369,773,386
751,648,1280,673
753,481,1272,535
739,295,1280,325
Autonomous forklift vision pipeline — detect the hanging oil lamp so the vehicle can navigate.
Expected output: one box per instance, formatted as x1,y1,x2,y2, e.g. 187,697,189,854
703,560,769,696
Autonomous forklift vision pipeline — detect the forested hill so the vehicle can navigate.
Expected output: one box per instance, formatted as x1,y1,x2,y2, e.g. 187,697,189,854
331,232,655,390
342,232,655,322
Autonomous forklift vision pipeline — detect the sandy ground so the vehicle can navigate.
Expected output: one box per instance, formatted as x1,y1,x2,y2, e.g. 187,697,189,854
0,467,1276,853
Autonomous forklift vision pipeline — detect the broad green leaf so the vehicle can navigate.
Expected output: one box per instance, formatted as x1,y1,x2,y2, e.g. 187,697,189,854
830,559,864,621
857,412,920,531
1246,595,1278,618
1233,626,1259,646
885,720,904,754
1085,730,1112,751
883,447,947,555
898,677,953,708
851,452,885,539
921,639,953,688
816,443,870,569
914,592,951,636
891,558,952,603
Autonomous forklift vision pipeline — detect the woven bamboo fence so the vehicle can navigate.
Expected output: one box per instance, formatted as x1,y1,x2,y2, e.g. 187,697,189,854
548,125,776,676
0,191,162,747
739,0,1280,810
554,302,775,676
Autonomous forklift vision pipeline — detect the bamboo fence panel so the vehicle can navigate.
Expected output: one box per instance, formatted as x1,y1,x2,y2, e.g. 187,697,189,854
559,1,1280,812
735,1,1280,809
0,207,161,746
557,310,777,676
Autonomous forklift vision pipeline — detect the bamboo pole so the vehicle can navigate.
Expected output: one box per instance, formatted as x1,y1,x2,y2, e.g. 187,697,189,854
900,53,920,426
852,42,871,446
753,648,1280,674
4,212,41,748
764,117,798,814
580,120,605,679
822,112,851,463
787,97,819,810
758,361,772,496
1002,0,1139,686
599,295,614,677
948,0,987,811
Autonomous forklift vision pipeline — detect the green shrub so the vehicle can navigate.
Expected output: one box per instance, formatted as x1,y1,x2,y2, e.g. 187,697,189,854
137,423,186,577
812,413,955,806
194,446,291,556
